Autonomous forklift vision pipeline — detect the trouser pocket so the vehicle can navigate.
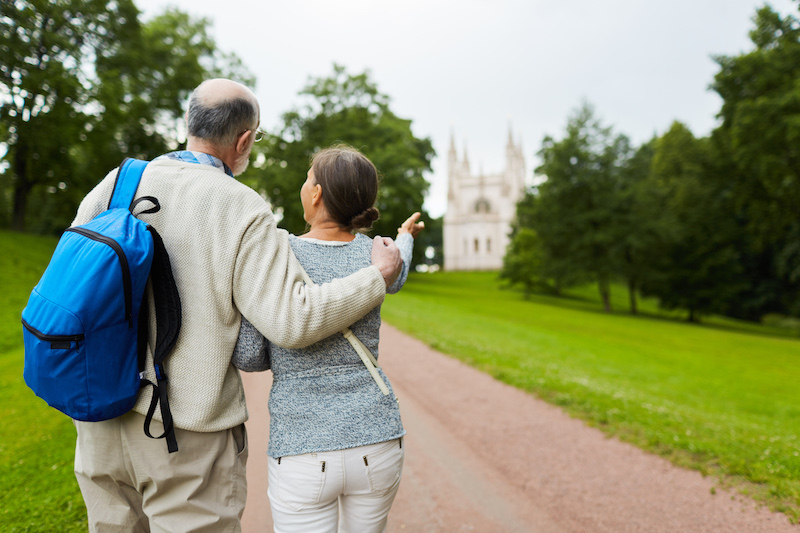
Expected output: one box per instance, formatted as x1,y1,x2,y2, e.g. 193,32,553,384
273,453,327,511
364,439,404,496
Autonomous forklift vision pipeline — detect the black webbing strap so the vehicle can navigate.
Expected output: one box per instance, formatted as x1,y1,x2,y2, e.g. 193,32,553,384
141,225,182,453
137,290,149,375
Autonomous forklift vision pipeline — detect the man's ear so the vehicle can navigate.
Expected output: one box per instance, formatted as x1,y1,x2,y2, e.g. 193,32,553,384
235,130,252,155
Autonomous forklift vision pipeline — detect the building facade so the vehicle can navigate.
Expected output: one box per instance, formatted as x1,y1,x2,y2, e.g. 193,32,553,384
443,127,526,271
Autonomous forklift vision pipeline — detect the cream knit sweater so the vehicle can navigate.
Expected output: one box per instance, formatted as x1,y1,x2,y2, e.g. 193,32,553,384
72,159,386,432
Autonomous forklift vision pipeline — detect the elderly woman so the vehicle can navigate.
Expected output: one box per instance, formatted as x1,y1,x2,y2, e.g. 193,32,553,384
233,144,423,532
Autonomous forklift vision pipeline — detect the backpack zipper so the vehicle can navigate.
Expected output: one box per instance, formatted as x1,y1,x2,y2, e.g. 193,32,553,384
65,226,133,328
22,318,85,347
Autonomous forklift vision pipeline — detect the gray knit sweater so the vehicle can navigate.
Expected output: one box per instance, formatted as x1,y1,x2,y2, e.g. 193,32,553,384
233,232,413,457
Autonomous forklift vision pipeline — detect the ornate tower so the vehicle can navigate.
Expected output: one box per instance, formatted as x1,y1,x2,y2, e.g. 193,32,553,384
444,125,526,271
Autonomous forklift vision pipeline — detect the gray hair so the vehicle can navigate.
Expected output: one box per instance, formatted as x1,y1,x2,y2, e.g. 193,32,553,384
186,92,258,146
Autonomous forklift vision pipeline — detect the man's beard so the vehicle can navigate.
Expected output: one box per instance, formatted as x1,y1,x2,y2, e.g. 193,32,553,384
232,154,251,176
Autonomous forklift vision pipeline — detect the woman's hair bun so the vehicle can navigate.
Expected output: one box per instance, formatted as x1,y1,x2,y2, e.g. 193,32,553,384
349,207,380,230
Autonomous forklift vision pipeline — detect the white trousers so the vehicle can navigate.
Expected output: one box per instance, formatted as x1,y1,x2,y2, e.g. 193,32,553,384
268,438,404,533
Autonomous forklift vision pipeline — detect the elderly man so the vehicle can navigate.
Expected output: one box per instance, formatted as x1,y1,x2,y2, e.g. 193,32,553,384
70,79,401,532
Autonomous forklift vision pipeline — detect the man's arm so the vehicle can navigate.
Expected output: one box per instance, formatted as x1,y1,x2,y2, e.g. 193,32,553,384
232,216,396,349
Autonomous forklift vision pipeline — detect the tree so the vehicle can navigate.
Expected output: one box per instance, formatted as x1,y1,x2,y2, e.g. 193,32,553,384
412,214,443,271
615,138,658,314
1,0,138,230
1,2,253,232
711,4,800,250
249,65,435,238
639,122,745,322
709,3,800,319
530,102,631,311
501,226,550,298
501,190,559,295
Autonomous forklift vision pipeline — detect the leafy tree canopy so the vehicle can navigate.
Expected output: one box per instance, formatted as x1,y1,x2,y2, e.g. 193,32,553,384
502,3,800,323
641,122,745,321
249,64,435,239
531,102,631,310
1,1,253,232
707,2,800,318
711,4,800,246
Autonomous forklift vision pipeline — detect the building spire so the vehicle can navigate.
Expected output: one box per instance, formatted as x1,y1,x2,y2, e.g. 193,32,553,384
448,127,458,171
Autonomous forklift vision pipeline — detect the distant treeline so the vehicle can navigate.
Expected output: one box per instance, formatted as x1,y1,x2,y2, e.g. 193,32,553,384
1,4,439,267
502,4,800,324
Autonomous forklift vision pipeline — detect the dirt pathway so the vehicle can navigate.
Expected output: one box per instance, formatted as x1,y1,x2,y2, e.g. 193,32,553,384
241,323,795,532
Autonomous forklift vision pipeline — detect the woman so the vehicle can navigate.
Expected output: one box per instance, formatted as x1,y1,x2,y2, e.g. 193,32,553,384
233,144,423,532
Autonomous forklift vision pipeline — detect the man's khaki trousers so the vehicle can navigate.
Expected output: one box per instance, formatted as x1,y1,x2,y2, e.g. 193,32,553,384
74,411,248,533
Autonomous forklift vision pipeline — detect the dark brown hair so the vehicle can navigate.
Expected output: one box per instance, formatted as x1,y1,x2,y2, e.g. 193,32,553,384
311,144,380,231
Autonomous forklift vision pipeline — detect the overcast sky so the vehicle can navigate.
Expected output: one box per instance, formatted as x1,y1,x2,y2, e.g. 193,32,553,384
136,0,797,217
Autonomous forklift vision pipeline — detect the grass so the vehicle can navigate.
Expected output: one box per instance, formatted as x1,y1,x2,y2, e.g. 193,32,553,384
3,229,800,526
382,270,800,521
0,230,87,532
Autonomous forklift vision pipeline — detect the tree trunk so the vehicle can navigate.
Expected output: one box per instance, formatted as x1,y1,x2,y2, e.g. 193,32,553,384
12,181,30,231
11,175,31,233
627,278,638,315
598,279,611,313
11,138,32,232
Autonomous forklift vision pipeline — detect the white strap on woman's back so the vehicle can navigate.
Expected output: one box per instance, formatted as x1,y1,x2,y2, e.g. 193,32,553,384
342,329,390,396
298,267,390,396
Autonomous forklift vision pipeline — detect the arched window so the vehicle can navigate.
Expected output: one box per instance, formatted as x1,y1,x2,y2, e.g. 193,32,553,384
474,198,491,213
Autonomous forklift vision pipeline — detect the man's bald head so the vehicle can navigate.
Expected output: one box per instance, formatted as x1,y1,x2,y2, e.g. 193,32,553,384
193,79,257,108
187,79,259,146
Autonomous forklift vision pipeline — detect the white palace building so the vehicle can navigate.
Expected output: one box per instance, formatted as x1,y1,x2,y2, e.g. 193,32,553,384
443,126,527,271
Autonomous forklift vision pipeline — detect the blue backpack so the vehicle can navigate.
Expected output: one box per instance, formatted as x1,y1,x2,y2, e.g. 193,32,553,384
21,158,182,452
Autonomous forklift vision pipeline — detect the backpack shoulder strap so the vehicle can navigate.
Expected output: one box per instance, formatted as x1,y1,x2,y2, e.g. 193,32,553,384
109,158,149,210
111,156,182,453
142,225,182,454
148,228,182,367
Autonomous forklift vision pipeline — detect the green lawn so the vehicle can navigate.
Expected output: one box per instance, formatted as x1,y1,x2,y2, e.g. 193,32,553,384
382,271,800,521
0,230,87,531
3,230,800,527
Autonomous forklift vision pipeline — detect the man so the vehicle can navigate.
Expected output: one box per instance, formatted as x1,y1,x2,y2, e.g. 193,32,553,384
71,79,401,532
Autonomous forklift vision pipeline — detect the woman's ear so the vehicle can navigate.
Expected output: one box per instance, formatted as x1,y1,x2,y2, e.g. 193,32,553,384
311,183,323,206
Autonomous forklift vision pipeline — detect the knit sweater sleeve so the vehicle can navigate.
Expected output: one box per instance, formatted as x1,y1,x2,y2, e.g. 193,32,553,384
231,317,270,372
387,233,414,295
232,216,387,349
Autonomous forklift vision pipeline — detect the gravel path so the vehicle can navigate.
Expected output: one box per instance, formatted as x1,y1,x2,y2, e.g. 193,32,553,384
241,323,796,532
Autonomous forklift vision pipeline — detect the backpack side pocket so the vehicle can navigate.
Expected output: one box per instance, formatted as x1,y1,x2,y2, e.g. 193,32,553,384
22,289,89,420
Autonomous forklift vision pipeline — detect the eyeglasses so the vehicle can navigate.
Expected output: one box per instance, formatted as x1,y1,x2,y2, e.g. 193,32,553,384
253,128,266,143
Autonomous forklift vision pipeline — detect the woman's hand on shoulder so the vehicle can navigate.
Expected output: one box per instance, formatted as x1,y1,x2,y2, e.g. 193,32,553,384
397,212,425,239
